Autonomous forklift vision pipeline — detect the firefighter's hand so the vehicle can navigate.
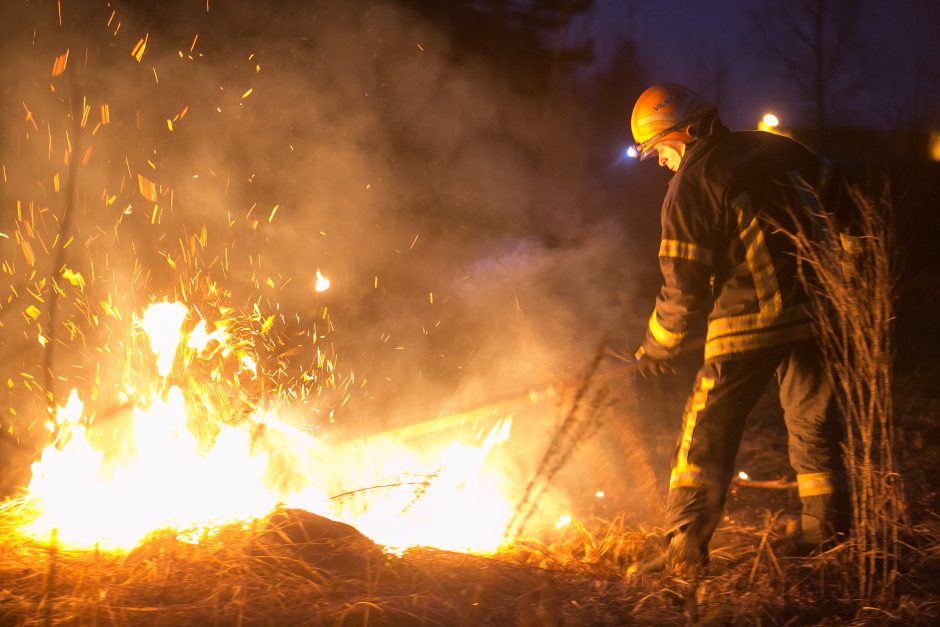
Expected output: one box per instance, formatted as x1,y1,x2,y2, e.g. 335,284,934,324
634,346,676,378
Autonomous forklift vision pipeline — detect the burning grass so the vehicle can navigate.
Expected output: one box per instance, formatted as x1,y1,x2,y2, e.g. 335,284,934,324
1,503,938,626
0,3,936,624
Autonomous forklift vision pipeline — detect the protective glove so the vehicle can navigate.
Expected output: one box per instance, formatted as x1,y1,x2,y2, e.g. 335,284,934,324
634,345,676,378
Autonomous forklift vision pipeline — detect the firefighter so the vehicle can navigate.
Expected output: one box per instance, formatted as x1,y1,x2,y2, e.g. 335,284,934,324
628,83,850,573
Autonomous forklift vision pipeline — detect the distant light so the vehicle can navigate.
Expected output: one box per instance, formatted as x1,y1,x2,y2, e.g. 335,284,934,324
555,514,572,529
625,145,639,159
762,113,780,128
929,132,940,161
738,471,750,481
595,490,605,498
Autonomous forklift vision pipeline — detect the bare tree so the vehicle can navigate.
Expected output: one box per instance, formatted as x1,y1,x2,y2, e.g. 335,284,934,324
688,42,729,115
399,0,595,95
893,58,940,129
750,0,869,149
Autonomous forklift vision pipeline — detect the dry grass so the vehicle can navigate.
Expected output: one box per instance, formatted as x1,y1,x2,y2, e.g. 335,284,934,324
1,500,937,626
781,181,904,602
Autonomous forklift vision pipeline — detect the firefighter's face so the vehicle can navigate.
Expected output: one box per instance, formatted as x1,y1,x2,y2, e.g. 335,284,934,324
656,142,685,172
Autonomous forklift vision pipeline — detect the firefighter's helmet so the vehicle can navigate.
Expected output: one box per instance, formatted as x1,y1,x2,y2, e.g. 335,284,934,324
630,84,715,160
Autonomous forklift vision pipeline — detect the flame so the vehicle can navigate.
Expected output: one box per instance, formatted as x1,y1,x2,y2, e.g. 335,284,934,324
138,301,188,376
28,386,275,549
45,388,83,435
185,319,229,352
25,301,518,553
311,418,514,553
314,269,330,292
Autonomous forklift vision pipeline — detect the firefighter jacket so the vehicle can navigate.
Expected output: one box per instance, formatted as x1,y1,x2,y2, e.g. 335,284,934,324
640,121,836,363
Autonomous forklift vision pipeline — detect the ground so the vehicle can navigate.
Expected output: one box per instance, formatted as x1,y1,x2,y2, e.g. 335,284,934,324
1,358,937,625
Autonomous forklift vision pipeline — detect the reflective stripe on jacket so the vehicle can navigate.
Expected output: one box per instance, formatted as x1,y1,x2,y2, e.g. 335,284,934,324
641,124,834,362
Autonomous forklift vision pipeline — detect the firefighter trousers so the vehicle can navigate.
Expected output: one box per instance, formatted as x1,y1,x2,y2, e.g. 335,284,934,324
664,339,849,557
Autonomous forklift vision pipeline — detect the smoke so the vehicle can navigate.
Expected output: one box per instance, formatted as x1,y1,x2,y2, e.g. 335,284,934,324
0,0,655,495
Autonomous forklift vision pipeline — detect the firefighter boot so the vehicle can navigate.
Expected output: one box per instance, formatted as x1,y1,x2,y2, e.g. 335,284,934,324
628,532,708,577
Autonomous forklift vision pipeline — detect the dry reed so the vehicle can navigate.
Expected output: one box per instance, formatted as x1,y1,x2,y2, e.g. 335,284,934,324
781,180,904,603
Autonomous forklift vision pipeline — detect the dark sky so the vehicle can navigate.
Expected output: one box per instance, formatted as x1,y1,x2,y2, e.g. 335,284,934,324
580,0,940,131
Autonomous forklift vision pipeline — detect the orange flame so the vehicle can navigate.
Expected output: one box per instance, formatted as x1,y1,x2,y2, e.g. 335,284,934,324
314,269,330,292
25,302,517,554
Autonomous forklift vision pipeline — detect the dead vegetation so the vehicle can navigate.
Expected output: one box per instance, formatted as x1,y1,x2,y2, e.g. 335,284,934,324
781,180,904,602
0,501,937,626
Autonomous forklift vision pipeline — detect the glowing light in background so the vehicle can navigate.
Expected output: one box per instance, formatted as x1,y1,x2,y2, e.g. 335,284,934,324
929,131,940,161
758,112,789,136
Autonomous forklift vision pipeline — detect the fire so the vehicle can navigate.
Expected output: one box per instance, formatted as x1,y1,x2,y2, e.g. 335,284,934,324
320,419,514,553
185,319,229,352
138,301,188,376
7,0,538,561
314,269,330,292
24,301,517,553
28,386,275,549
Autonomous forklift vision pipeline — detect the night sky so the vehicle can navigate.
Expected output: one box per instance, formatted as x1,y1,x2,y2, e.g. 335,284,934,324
581,0,940,131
